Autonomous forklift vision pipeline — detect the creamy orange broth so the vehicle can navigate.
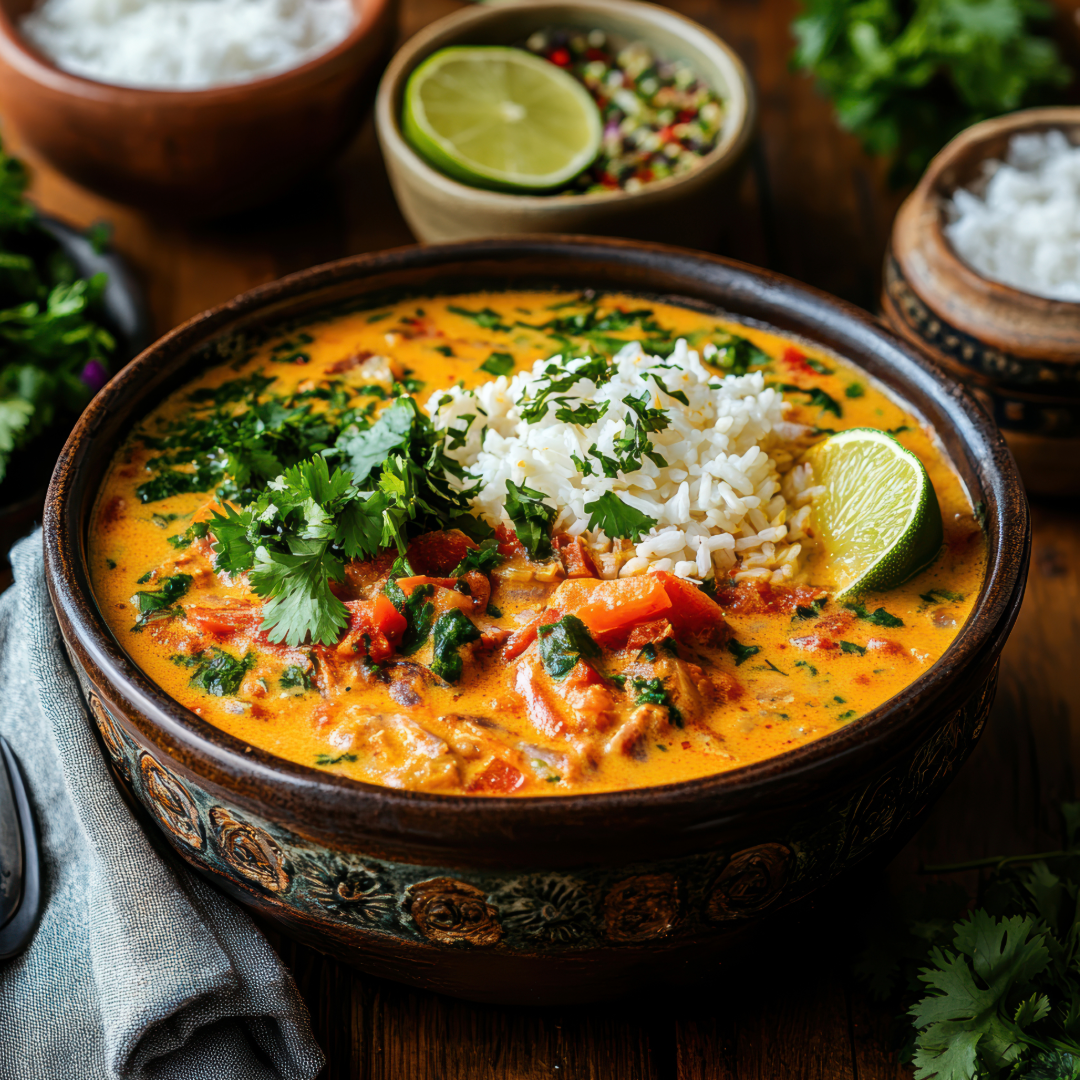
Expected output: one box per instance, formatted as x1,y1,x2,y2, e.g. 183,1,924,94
89,291,985,796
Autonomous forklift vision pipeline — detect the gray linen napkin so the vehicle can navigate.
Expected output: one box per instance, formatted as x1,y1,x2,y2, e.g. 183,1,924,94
0,531,325,1080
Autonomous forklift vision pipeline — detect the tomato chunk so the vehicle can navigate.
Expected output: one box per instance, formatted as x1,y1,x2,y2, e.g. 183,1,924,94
467,760,525,794
406,530,477,576
339,594,407,661
652,572,727,640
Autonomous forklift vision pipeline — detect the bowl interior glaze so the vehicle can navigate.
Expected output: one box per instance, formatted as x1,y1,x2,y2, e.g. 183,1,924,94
44,238,1029,873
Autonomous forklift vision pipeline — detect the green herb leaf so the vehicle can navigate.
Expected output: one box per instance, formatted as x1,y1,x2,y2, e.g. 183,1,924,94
188,648,255,697
450,538,503,576
504,480,556,560
727,639,761,666
844,601,904,628
429,608,481,682
280,664,313,690
583,491,657,542
840,640,866,656
921,588,965,604
131,573,192,626
383,578,435,656
479,352,514,377
631,675,684,727
315,752,357,765
538,614,599,680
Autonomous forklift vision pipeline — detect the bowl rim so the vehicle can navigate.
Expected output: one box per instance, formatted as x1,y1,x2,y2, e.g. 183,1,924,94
44,236,1029,860
900,106,1080,315
374,0,756,210
0,0,393,102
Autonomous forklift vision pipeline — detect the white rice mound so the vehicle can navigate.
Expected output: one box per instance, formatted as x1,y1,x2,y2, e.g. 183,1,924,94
945,130,1080,303
20,0,356,91
427,339,823,585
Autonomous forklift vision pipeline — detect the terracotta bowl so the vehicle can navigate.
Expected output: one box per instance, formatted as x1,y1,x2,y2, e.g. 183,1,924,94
0,0,398,218
44,238,1028,1004
882,107,1080,497
375,0,756,246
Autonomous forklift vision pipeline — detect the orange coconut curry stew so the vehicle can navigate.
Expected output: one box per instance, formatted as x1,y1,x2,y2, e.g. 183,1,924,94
90,292,985,796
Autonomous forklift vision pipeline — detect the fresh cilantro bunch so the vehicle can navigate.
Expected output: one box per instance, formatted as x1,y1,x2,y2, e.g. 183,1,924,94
0,142,116,489
791,0,1072,184
210,396,488,646
859,804,1080,1078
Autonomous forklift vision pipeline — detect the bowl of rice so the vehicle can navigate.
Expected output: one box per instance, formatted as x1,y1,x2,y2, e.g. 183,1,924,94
883,107,1080,497
0,0,398,216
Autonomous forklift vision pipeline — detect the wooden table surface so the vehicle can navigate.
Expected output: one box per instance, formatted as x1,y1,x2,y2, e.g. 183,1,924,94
10,0,1080,1075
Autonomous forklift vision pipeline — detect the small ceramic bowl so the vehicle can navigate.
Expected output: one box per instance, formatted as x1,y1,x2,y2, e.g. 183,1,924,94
882,107,1080,497
375,0,756,246
0,0,398,218
44,237,1028,1004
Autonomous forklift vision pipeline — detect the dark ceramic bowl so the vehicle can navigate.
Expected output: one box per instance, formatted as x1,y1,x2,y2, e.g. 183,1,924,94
44,238,1029,1004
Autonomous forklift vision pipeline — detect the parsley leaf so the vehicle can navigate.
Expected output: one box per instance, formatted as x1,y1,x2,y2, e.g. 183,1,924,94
583,491,658,542
631,676,683,727
504,480,556,560
538,615,599,680
280,665,313,690
383,578,435,655
448,305,510,331
777,383,843,417
840,640,867,656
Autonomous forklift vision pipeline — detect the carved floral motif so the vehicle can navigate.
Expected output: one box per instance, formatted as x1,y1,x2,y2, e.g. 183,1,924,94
407,878,502,947
706,843,792,922
138,752,203,851
492,874,594,944
603,873,681,942
209,807,290,893
299,856,394,924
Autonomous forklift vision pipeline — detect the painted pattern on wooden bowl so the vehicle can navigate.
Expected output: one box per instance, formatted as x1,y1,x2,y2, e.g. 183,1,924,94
45,238,1028,1004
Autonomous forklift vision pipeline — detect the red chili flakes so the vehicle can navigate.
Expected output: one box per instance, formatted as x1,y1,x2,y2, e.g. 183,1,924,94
782,347,815,375
681,741,691,750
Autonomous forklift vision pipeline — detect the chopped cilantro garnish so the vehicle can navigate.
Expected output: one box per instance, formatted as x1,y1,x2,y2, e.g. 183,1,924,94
479,352,514,377
538,614,599,680
383,578,435,656
451,538,503,576
705,333,769,375
131,573,191,627
433,344,454,357
845,383,865,399
447,305,510,331
631,676,683,727
840,641,866,656
844,601,904,627
315,752,357,765
280,665,313,691
166,519,209,550
429,609,481,682
794,597,828,620
583,491,658,543
777,383,843,417
920,588,965,604
728,639,761,666
188,648,255,697
794,660,818,676
504,480,556,561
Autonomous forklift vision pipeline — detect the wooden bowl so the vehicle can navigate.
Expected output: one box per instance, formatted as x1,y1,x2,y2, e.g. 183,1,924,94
375,0,756,246
882,107,1080,497
44,237,1029,1004
0,0,398,218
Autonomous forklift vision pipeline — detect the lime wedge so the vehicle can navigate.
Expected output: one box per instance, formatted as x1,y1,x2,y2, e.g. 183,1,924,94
402,46,602,193
803,428,943,598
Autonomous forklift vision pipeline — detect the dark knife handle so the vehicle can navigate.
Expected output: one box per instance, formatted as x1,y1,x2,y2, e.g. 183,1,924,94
0,736,40,961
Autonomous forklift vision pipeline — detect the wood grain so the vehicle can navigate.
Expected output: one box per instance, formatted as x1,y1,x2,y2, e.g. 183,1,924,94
8,0,1079,1074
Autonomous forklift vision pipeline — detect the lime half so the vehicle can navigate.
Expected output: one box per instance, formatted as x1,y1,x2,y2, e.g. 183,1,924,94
403,46,602,193
803,428,943,598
